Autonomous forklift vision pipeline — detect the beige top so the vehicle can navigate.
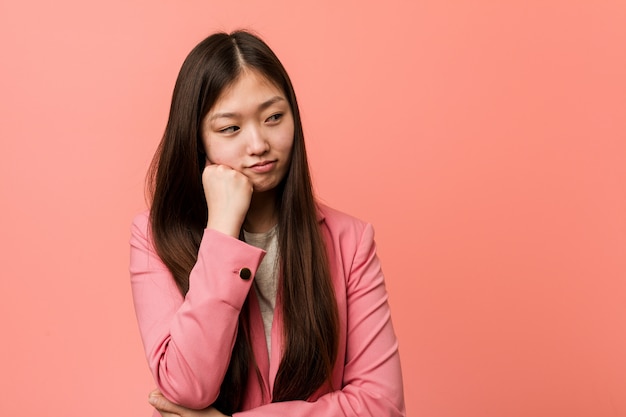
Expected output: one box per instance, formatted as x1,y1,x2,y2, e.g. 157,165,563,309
243,225,279,357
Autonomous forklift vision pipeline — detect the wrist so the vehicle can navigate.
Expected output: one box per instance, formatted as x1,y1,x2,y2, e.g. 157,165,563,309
206,219,240,238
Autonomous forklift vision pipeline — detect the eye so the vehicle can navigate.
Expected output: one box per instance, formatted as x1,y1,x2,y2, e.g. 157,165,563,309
219,125,240,134
266,113,283,123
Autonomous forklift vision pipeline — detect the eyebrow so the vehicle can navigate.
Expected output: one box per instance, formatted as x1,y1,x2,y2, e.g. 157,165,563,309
208,96,286,122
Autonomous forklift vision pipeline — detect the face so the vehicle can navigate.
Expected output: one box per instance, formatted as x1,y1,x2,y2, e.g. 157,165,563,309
201,69,294,194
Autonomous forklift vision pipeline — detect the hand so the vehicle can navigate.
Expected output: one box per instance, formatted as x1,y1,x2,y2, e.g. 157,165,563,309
148,390,228,417
202,163,253,237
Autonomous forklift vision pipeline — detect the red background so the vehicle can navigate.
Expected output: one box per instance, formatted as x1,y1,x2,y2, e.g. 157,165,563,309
1,1,625,416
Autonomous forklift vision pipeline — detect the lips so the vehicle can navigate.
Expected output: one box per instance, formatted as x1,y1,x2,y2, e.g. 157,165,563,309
248,160,277,173
250,160,274,168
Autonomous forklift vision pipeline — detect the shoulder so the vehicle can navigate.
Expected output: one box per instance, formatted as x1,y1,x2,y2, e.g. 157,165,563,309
317,201,367,227
316,202,373,245
315,203,381,293
131,209,151,234
130,210,152,247
132,210,150,228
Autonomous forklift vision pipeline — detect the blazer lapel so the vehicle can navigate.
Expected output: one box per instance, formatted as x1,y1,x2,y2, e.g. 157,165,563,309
247,289,271,399
268,295,284,394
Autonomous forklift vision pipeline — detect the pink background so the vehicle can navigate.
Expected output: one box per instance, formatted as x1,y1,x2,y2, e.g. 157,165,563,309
1,1,625,416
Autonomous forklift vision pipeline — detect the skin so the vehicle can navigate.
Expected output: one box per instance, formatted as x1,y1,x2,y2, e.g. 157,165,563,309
150,68,295,417
149,390,223,417
201,67,294,236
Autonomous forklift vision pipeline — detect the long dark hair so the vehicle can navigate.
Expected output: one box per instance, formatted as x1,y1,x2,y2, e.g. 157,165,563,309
147,30,339,414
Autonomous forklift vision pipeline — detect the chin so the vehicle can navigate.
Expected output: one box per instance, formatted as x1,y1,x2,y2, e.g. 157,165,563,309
252,185,273,193
252,182,280,194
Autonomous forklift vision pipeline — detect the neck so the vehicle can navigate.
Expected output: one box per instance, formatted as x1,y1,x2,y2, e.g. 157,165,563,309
244,190,278,233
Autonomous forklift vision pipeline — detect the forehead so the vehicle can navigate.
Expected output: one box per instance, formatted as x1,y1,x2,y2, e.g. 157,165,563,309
210,69,285,111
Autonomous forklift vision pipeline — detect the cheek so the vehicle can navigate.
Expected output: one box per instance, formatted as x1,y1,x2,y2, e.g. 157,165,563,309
204,139,242,166
278,123,295,154
201,137,212,159
202,136,222,161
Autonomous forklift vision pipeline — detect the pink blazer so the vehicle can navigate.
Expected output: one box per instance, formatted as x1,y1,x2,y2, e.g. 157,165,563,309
130,203,405,416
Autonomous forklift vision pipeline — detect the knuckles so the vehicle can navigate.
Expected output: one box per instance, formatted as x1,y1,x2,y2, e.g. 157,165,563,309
202,165,252,190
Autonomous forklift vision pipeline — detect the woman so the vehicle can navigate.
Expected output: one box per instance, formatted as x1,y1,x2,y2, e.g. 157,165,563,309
130,30,405,417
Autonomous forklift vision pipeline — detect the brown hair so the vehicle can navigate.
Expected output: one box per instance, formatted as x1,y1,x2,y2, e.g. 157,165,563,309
147,30,339,414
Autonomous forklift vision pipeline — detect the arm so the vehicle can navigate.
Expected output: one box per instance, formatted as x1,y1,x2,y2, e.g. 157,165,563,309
232,223,405,417
130,212,265,409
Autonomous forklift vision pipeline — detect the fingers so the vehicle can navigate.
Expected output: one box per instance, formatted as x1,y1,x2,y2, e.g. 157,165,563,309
202,164,253,236
156,410,180,417
148,391,224,417
148,391,184,416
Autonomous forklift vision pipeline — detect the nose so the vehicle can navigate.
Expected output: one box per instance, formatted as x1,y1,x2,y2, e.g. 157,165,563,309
246,125,269,155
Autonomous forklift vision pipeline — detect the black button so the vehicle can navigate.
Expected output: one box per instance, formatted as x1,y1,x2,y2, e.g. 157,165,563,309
239,267,252,280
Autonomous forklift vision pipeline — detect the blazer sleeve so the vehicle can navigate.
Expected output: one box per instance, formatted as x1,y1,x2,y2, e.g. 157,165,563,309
129,212,266,409
233,222,406,417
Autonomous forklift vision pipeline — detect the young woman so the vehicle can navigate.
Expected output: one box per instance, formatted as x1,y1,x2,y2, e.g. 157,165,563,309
130,30,405,417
